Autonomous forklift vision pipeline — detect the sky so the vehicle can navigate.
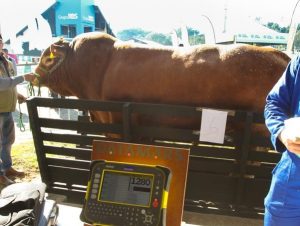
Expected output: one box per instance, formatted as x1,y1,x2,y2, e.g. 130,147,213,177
1,0,300,35
1,0,300,50
0,0,55,39
95,0,300,34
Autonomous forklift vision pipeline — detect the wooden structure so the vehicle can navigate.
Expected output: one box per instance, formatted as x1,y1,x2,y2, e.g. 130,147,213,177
85,140,190,226
27,97,281,219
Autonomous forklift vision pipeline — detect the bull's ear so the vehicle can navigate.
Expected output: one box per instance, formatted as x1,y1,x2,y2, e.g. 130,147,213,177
53,36,65,45
50,42,69,58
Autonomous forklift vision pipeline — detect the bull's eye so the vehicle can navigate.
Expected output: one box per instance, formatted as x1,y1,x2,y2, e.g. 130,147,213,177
45,57,53,64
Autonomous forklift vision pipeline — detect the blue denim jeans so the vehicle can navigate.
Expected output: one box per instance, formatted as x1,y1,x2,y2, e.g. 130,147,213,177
0,112,15,176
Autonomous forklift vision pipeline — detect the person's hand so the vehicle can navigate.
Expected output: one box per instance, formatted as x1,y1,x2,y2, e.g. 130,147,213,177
17,93,27,104
23,73,36,82
280,126,300,155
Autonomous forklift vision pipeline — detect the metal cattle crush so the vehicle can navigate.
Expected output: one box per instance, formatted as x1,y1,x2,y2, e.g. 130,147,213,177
26,97,280,219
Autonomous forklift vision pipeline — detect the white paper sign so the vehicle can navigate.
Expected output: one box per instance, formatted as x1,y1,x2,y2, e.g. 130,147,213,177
199,109,228,144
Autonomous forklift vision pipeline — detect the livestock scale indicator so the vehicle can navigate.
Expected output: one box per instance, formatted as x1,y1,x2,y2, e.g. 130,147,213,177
80,160,172,226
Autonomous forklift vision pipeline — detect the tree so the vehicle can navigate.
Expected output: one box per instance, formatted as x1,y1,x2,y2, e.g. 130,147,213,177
174,27,205,45
116,28,150,41
187,27,205,45
292,24,300,51
265,22,289,33
116,27,205,46
145,32,172,45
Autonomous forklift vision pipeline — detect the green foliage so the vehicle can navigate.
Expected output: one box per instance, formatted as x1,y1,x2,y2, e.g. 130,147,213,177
264,22,300,51
265,22,300,51
294,24,300,51
174,27,205,45
187,27,205,45
266,22,289,33
293,31,300,51
117,28,150,41
145,32,172,45
189,34,205,45
117,27,204,46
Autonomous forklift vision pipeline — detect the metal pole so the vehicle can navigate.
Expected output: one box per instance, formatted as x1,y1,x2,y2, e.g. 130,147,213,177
287,0,300,52
201,14,217,43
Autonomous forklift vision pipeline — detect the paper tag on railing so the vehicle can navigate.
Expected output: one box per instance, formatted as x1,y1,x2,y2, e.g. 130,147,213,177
199,109,228,144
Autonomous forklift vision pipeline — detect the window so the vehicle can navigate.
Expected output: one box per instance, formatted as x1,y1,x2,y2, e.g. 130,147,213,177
84,26,92,33
61,25,77,38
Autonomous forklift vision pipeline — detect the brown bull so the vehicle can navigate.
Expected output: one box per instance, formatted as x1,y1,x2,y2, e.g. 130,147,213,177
32,32,290,132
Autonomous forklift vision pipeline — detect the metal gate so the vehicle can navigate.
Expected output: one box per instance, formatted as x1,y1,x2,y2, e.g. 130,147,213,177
27,97,280,218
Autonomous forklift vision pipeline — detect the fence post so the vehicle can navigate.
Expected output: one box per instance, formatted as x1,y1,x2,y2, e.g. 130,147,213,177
26,98,50,185
235,111,253,209
122,102,132,142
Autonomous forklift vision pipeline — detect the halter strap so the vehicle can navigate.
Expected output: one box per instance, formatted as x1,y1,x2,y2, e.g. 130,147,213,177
37,56,65,76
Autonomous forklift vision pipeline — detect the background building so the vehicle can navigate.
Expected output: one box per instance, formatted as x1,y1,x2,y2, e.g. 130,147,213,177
5,0,113,57
42,0,114,41
215,18,288,50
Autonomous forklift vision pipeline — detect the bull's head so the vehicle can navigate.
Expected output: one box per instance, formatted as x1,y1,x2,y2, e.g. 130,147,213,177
32,38,69,86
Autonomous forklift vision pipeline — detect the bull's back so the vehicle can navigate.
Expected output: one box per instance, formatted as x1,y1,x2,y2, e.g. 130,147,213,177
102,44,290,113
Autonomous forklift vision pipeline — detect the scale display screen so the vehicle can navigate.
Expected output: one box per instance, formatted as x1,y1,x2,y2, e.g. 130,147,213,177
99,170,153,207
80,160,171,226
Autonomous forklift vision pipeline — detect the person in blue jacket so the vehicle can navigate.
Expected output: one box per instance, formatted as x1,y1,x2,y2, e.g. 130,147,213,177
264,55,300,226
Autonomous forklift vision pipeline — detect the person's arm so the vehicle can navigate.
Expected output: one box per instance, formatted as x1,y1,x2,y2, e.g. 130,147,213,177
264,56,300,153
0,75,24,90
0,73,36,91
17,93,26,104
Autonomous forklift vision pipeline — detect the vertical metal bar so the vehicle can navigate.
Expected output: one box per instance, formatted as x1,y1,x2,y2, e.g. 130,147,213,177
122,102,132,142
26,97,50,185
235,112,253,207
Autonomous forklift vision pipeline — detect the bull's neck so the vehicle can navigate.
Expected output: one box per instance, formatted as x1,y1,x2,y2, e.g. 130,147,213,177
51,61,92,98
46,62,74,96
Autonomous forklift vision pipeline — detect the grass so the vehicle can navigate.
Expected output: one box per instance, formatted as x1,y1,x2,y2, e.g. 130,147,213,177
11,141,40,182
10,140,76,183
